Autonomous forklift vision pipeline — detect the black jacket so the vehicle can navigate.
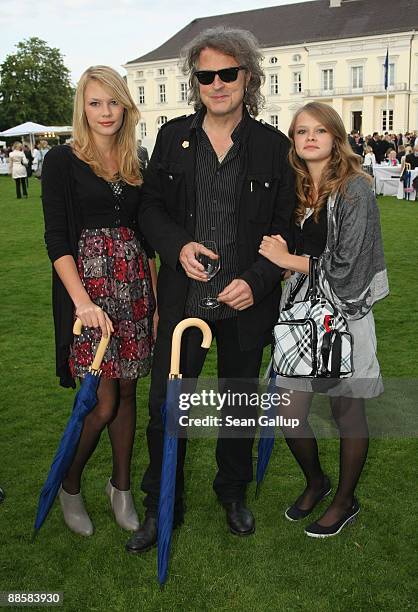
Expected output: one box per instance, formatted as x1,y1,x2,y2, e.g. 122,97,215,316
405,153,418,170
139,111,296,351
369,138,390,164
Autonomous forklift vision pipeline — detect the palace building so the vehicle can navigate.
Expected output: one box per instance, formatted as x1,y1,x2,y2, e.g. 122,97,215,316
124,0,418,148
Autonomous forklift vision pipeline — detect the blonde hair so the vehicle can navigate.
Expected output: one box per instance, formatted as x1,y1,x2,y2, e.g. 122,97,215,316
288,102,370,224
73,65,141,185
12,141,22,151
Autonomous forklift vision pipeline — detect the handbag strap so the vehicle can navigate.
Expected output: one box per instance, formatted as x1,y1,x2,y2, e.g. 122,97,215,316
307,256,319,299
283,256,319,309
284,273,307,309
321,330,342,378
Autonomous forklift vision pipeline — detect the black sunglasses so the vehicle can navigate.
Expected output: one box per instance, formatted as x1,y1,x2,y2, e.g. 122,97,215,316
194,66,246,85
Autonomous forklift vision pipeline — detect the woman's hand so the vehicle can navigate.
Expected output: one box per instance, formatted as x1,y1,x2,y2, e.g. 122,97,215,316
259,234,289,267
75,301,114,338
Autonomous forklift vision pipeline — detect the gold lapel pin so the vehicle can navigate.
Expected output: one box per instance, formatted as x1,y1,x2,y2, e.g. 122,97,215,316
182,140,189,149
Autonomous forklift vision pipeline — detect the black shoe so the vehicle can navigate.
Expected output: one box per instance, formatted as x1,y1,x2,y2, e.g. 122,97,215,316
285,476,331,522
0,487,5,504
223,501,255,536
125,514,184,554
126,516,157,554
304,498,360,538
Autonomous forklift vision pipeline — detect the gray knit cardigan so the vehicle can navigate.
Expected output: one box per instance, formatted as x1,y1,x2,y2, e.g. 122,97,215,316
318,174,389,319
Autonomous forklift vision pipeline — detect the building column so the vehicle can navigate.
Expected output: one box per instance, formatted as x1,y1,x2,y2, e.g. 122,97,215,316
410,97,418,134
332,97,343,119
362,95,375,135
394,93,409,133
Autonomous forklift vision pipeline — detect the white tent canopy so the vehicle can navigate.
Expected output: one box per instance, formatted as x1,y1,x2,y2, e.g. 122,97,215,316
46,126,72,134
0,122,48,137
0,122,72,148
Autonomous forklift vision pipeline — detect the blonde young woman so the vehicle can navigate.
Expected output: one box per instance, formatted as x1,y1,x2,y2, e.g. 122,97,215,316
42,66,157,536
400,145,412,174
8,142,28,198
260,102,388,538
362,145,376,178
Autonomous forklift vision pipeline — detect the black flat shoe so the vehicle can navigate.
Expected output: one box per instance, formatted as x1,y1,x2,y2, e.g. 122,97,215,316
285,476,331,521
223,501,255,536
304,498,360,538
125,514,184,554
0,487,5,503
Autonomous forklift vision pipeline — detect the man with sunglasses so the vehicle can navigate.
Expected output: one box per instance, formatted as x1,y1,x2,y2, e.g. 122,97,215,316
127,26,295,554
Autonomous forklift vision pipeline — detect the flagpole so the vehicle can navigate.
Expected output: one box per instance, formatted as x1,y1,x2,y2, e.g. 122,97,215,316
385,43,390,132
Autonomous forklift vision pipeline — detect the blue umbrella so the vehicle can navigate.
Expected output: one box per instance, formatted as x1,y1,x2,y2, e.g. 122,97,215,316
33,319,110,536
157,318,212,587
255,369,277,498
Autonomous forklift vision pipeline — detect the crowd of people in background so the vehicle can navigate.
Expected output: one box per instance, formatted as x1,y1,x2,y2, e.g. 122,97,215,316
1,138,152,199
1,129,418,200
347,129,418,174
0,139,51,198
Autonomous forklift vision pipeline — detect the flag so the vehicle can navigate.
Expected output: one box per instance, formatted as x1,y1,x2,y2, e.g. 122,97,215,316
384,48,389,90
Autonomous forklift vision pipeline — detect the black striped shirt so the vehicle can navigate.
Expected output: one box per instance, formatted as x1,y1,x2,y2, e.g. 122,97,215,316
184,113,243,320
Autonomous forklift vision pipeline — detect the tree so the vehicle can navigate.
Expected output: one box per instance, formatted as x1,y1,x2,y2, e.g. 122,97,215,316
0,37,74,131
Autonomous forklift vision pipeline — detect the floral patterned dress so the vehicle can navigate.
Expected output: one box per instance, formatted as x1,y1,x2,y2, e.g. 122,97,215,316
69,180,155,379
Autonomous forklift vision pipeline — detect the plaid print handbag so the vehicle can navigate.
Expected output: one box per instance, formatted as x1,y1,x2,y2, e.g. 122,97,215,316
273,258,353,380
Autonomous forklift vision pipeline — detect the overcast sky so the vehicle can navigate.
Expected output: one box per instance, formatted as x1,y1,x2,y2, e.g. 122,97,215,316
0,0,315,83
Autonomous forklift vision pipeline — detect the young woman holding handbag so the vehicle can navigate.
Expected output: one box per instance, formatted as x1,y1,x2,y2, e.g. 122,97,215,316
259,102,389,538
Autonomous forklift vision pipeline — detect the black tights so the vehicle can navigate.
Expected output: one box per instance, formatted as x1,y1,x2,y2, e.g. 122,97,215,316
280,391,369,526
63,378,138,494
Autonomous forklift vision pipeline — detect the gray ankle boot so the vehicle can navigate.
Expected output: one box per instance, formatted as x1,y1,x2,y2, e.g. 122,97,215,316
58,486,93,536
106,479,139,531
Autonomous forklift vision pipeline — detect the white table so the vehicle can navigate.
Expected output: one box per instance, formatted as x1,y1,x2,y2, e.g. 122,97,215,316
373,165,402,196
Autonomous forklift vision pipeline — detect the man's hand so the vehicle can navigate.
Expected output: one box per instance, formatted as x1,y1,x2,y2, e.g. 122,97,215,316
217,279,254,311
179,241,218,281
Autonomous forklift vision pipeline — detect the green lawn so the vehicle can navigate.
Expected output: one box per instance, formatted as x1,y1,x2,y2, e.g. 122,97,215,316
0,176,417,611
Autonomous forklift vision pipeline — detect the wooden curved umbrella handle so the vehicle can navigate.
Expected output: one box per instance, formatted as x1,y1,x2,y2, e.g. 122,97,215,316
73,318,111,372
170,318,212,377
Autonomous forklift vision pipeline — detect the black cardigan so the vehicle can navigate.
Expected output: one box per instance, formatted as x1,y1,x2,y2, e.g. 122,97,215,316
42,145,154,388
